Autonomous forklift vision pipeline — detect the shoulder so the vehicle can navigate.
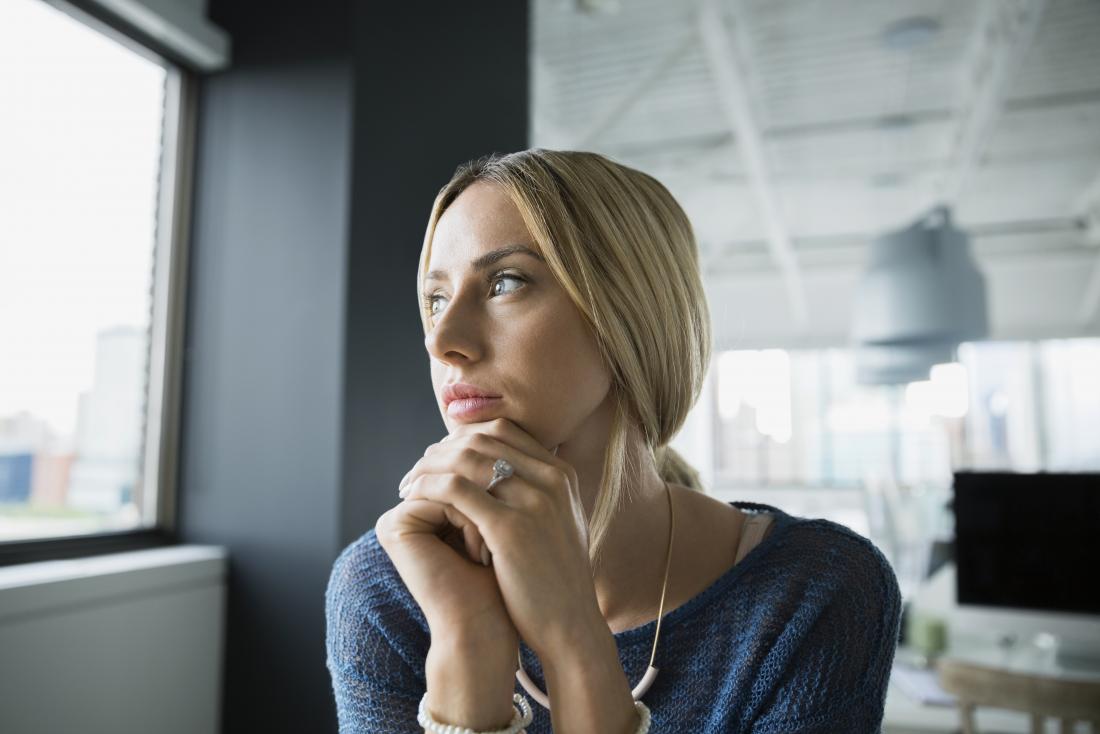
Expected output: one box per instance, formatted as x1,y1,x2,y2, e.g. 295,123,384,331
735,503,898,596
746,514,902,730
765,513,901,631
809,520,900,616
784,516,897,581
325,529,429,684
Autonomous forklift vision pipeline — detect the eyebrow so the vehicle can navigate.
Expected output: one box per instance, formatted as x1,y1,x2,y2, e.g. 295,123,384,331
424,244,545,282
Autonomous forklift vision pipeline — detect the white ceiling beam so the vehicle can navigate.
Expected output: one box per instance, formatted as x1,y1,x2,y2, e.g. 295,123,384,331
937,0,1048,206
573,27,696,150
707,227,1093,276
696,0,808,331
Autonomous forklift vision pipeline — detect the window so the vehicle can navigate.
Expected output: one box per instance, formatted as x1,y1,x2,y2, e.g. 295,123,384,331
710,339,1100,490
0,0,192,551
1038,339,1100,471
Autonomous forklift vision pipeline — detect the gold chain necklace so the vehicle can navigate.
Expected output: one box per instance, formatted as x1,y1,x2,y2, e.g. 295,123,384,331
516,478,675,709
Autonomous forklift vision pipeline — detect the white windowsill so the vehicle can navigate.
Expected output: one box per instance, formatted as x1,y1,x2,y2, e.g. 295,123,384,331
0,545,228,621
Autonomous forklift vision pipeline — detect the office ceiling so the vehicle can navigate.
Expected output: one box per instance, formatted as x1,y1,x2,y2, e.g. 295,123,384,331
530,0,1100,348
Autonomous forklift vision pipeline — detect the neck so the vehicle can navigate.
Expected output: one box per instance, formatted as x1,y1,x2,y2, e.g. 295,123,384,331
550,394,673,631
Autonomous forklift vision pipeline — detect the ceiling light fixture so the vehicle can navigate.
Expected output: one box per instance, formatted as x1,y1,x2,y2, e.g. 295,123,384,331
574,0,621,15
882,16,942,52
851,206,988,385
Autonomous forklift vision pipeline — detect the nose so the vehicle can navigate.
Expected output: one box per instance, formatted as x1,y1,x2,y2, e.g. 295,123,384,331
423,294,483,365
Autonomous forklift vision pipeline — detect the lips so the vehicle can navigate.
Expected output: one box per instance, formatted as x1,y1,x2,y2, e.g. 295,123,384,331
442,382,501,408
446,396,503,420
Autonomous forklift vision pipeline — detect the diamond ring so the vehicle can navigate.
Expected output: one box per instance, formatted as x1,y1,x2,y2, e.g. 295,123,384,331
487,458,513,491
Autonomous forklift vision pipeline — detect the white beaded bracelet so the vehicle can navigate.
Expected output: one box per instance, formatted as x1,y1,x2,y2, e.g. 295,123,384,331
416,691,652,734
417,692,533,734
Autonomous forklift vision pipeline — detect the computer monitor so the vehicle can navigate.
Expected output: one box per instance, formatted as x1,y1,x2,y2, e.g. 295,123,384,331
953,470,1100,616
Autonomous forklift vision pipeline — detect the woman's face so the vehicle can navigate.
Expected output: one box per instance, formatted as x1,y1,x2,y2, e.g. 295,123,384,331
423,180,611,449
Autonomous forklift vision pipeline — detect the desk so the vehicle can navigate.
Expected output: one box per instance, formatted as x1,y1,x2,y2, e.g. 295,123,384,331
884,643,1100,734
885,667,1032,733
882,563,1100,734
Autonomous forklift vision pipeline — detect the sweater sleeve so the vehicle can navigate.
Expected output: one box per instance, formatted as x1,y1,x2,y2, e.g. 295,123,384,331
325,532,429,734
750,523,903,734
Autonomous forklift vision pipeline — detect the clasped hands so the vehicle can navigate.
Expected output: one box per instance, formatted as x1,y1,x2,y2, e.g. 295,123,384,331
395,418,601,659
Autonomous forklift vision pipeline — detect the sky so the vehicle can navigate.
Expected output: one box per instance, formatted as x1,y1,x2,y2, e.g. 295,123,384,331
0,0,165,437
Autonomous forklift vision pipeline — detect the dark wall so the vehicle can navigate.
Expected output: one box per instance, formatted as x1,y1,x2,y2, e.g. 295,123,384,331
340,4,530,549
179,1,528,732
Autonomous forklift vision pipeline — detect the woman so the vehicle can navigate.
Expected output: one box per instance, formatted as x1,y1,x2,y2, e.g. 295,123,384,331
325,149,901,733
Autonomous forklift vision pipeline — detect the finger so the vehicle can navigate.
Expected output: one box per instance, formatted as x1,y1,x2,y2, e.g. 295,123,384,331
452,519,481,564
476,420,577,500
400,473,510,546
449,430,584,546
442,418,562,468
465,522,491,567
401,436,469,489
440,471,489,566
393,497,484,565
393,493,468,538
401,435,562,508
406,486,489,567
436,510,478,564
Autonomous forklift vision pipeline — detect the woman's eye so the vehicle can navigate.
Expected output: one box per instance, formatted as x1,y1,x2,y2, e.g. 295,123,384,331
423,273,526,318
490,273,525,297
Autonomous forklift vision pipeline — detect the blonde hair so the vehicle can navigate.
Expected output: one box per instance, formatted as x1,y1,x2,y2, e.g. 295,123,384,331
417,149,712,572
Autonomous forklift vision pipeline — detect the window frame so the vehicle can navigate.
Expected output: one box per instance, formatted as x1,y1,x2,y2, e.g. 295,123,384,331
0,1,197,566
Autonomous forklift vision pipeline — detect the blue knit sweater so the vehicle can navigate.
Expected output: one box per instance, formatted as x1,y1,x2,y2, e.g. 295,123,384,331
325,502,902,733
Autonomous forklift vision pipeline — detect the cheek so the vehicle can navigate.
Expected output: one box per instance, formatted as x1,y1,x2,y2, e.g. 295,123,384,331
508,317,609,425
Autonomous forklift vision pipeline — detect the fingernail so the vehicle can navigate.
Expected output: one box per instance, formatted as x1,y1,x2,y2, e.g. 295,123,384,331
399,473,410,489
399,485,410,499
480,547,491,566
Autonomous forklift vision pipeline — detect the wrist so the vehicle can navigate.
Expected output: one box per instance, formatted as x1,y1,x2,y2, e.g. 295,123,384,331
419,693,532,734
425,636,518,731
534,600,608,665
538,610,639,734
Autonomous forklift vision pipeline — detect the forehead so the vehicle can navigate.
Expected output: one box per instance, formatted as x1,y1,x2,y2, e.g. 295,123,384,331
428,181,538,268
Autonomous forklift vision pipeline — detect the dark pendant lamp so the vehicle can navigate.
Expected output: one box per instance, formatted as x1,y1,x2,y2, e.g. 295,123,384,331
851,206,988,385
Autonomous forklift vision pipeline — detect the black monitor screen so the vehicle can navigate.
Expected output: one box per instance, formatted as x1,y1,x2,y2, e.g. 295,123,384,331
953,471,1100,615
